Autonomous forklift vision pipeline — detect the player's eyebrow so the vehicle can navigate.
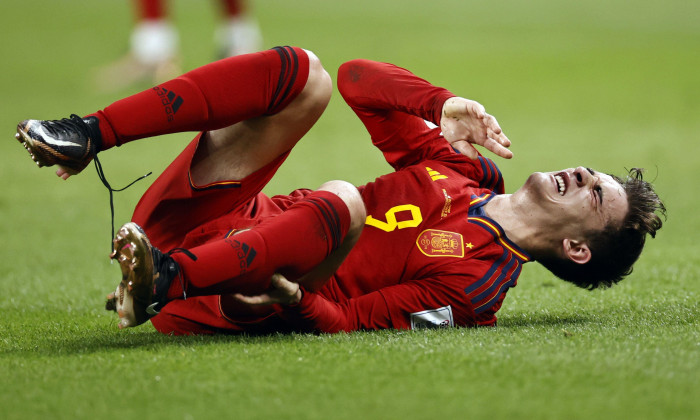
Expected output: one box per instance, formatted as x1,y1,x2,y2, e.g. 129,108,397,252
586,167,595,175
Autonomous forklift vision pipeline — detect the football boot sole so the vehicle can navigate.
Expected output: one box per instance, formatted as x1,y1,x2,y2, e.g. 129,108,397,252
105,222,156,329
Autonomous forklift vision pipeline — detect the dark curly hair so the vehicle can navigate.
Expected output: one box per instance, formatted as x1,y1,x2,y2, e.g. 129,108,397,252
538,168,666,290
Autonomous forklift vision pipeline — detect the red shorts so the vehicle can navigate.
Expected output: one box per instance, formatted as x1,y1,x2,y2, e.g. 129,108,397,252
132,133,294,251
133,134,318,335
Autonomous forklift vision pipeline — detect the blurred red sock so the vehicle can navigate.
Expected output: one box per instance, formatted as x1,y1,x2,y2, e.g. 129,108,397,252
135,0,167,20
220,0,242,17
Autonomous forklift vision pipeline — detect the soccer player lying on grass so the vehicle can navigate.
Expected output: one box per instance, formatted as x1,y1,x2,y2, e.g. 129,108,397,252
14,46,665,334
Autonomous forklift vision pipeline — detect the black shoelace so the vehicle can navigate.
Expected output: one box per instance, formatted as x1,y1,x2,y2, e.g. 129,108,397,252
93,155,151,252
61,114,152,253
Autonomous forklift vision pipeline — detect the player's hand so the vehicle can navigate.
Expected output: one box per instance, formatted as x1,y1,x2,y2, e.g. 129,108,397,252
233,273,303,306
56,168,72,180
440,97,512,160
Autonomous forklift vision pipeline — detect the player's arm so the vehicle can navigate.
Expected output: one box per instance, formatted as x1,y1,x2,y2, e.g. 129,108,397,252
337,59,511,166
337,59,453,169
235,273,476,332
234,273,389,332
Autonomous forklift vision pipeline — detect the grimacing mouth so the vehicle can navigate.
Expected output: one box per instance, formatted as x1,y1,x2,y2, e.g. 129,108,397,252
553,172,569,196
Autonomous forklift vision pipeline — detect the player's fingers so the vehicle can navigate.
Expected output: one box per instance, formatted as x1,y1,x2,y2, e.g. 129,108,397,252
483,137,513,159
271,273,299,295
232,293,255,304
452,140,479,160
233,293,272,306
56,168,71,180
484,113,501,131
484,114,509,144
487,126,511,147
270,273,289,287
483,116,512,147
466,100,486,119
500,133,512,148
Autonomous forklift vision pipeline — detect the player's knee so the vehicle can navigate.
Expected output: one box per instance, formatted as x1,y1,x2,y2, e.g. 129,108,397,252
318,180,366,237
301,49,332,110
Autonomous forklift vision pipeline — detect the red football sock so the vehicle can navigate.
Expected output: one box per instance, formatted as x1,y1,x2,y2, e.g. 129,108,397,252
166,190,351,298
135,0,167,21
220,0,242,16
87,46,309,150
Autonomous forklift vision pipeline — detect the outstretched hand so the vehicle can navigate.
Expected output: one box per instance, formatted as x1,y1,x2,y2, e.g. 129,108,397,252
233,273,303,306
440,97,512,160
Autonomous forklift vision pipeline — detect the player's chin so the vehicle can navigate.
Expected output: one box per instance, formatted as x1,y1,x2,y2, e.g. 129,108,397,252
524,172,547,187
523,172,556,198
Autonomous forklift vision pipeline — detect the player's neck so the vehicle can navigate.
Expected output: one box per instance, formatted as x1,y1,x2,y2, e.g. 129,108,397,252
483,194,553,257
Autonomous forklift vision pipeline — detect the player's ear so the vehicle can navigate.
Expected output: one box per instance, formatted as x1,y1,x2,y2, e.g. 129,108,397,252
562,238,591,265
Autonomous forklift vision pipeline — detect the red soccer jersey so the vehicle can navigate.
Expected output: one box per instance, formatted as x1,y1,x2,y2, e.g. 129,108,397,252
280,59,531,332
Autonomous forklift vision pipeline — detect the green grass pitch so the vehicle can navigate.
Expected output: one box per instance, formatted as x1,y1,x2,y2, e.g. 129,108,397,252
1,0,698,419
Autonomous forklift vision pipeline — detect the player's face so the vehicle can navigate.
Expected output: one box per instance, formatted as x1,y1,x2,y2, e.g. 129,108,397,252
520,166,628,238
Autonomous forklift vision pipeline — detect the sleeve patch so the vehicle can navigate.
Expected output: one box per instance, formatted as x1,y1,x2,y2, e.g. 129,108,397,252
410,305,454,329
